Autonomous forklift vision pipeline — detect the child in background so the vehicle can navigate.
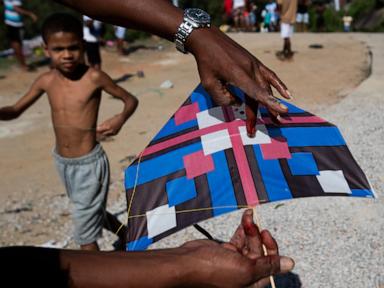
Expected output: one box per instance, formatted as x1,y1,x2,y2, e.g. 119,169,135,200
342,14,353,32
0,13,138,251
114,26,127,55
83,15,103,69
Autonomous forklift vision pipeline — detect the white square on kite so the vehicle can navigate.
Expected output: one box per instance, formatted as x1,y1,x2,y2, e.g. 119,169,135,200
316,170,352,194
146,205,177,238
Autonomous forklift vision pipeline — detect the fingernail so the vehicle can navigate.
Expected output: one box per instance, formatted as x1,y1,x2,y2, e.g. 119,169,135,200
280,257,295,272
279,103,288,110
247,128,256,138
244,209,253,216
276,114,281,121
286,90,293,99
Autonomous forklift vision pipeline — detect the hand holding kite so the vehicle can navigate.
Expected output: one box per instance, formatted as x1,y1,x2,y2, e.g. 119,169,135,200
187,26,292,136
0,210,294,288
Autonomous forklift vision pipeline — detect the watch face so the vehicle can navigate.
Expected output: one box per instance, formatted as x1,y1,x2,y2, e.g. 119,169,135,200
185,8,211,24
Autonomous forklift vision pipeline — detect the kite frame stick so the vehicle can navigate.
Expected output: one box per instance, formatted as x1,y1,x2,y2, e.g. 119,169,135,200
253,207,277,288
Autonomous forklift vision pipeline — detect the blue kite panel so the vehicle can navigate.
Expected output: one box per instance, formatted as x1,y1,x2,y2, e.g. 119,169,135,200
126,236,153,251
153,118,197,141
125,142,202,189
268,127,346,147
351,189,375,198
288,152,319,176
206,151,238,216
254,146,293,202
166,176,197,206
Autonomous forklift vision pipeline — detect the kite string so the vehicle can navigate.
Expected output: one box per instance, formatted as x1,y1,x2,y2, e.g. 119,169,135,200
115,150,144,236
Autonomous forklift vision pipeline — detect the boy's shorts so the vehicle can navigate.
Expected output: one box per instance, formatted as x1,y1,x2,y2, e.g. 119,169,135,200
280,22,294,39
53,144,110,245
296,13,309,24
6,25,23,43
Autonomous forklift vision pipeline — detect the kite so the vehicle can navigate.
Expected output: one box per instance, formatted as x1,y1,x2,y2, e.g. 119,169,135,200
124,84,375,251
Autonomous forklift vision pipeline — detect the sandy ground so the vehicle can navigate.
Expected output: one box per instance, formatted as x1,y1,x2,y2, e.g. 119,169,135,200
0,33,371,249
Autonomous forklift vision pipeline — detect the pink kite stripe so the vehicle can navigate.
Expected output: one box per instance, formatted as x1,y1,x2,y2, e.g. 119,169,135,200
228,122,259,205
142,120,244,156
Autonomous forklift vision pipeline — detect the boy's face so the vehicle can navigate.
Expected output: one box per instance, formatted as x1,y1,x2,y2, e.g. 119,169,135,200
44,32,84,74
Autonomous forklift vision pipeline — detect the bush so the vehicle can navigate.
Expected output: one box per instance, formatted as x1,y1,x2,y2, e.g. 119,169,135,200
348,0,376,20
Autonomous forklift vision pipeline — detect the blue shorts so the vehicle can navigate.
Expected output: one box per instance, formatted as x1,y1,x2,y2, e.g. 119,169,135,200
53,144,110,245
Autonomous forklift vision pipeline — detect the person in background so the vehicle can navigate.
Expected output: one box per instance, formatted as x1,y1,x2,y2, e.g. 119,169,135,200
265,0,278,32
114,25,126,55
83,15,102,69
296,0,310,32
233,0,247,31
2,0,37,71
0,13,137,251
276,0,298,61
342,13,353,32
247,2,258,31
224,0,234,26
315,1,326,32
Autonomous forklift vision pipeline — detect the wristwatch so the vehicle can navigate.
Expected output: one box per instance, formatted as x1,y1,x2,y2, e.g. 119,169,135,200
175,8,211,54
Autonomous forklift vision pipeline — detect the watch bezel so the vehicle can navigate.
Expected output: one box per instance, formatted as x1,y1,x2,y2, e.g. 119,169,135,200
184,8,211,25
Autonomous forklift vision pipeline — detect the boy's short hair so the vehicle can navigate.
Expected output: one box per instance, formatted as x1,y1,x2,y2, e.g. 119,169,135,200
42,13,83,43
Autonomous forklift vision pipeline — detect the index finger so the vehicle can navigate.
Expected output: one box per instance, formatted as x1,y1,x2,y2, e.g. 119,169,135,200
242,209,263,257
260,64,292,100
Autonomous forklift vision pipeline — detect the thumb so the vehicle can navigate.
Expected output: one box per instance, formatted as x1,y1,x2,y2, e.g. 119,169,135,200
253,255,294,280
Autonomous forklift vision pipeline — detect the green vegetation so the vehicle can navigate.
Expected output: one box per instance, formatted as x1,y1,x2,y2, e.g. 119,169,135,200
179,0,224,26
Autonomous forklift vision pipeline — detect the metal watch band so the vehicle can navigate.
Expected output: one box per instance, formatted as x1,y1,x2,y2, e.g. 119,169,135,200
175,9,210,54
175,20,195,54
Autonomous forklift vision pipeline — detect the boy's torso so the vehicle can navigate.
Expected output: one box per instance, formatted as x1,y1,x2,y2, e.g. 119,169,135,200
42,66,102,158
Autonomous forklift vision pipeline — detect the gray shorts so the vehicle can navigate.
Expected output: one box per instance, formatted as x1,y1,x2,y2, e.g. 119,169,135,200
53,144,110,245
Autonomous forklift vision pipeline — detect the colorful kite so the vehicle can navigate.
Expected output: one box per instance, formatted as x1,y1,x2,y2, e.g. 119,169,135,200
124,84,375,251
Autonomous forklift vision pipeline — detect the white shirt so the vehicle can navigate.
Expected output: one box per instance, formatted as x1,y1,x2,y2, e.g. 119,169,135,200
233,0,246,9
83,15,101,43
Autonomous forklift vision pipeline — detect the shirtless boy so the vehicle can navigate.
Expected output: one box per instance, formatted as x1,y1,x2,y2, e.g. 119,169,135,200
0,13,138,251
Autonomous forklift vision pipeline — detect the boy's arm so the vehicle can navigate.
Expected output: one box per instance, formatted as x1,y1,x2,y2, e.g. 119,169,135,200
0,75,46,121
95,71,138,137
13,5,38,22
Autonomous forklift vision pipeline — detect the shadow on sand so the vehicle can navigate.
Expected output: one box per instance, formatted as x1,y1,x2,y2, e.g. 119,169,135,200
267,272,302,288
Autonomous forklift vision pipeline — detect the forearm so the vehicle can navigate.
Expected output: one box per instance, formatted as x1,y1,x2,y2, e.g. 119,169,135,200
60,248,193,288
13,6,35,18
0,106,20,120
54,0,183,41
120,96,138,121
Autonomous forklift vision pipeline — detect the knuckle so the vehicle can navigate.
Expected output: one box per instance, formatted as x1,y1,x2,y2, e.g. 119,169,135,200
213,96,231,106
201,78,216,91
